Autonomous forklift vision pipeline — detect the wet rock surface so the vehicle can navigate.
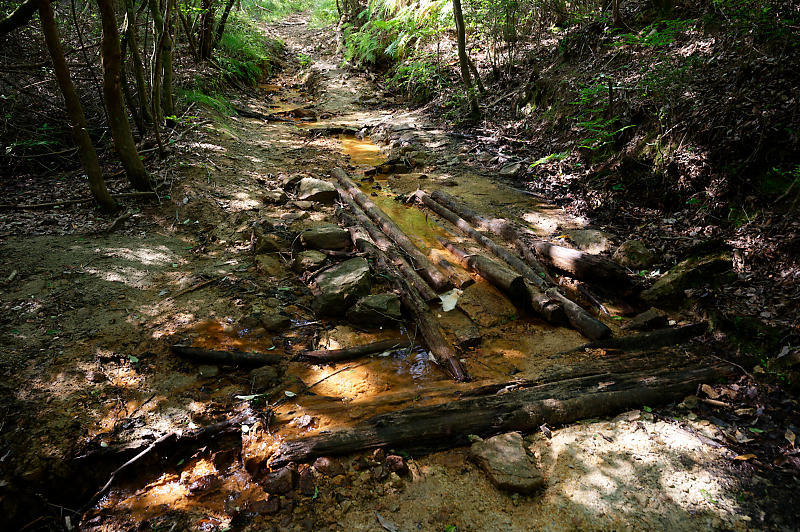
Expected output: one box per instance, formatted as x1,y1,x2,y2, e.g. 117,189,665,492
311,257,371,315
300,224,350,250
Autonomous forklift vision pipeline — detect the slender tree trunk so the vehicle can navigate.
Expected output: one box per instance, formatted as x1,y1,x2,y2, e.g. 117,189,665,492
214,0,235,46
123,0,153,127
38,0,118,212
120,33,144,136
97,0,152,191
0,0,38,36
613,0,622,27
178,6,199,61
451,0,480,120
198,0,215,60
162,0,175,118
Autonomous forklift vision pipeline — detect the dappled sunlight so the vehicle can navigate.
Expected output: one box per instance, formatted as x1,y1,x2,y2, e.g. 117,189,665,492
228,191,263,211
96,245,178,267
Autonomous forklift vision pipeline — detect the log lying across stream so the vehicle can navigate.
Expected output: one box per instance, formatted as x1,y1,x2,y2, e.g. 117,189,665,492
413,190,610,339
336,184,470,382
334,168,451,293
269,363,731,466
301,338,414,363
429,189,632,289
171,344,284,367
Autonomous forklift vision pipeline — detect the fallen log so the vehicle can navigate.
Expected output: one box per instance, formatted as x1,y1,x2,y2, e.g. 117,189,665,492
339,208,470,382
336,185,438,303
562,323,708,355
413,190,608,338
429,189,632,289
334,168,451,292
171,344,284,367
270,363,731,466
439,238,565,325
437,258,475,289
301,338,413,363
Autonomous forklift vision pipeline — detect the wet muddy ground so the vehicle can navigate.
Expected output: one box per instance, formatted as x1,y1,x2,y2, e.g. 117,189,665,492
0,13,793,532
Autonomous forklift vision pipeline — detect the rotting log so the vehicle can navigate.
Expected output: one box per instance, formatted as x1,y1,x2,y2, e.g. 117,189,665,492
269,363,731,466
301,338,413,363
437,258,475,289
336,185,438,303
171,344,284,367
339,209,470,382
430,189,632,289
334,168,451,292
414,190,607,338
439,238,565,325
561,323,708,355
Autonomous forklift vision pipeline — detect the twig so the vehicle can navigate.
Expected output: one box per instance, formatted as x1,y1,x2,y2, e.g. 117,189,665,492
97,210,132,234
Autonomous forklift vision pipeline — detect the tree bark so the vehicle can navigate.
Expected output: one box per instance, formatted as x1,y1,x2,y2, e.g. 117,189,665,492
0,0,38,36
123,0,153,127
565,323,708,354
214,0,236,45
97,0,152,191
436,258,474,289
301,338,413,363
334,168,451,293
39,0,118,213
171,344,284,366
339,208,470,382
270,364,730,466
451,0,480,120
198,0,215,60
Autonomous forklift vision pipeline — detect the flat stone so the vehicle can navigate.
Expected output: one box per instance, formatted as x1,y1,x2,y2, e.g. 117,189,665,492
457,282,517,328
297,177,337,203
292,200,314,210
346,293,402,328
613,239,655,269
566,229,615,254
301,224,350,250
261,467,296,495
260,312,291,331
313,457,344,477
280,173,304,189
470,432,544,493
293,250,327,273
248,497,280,515
263,188,288,204
641,253,731,305
622,308,668,331
499,162,523,177
312,258,371,315
198,365,219,378
255,254,285,277
252,232,286,254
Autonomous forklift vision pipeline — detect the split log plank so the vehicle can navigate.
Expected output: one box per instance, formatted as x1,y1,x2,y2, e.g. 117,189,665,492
301,338,413,363
437,258,475,289
270,363,731,466
171,344,284,366
430,189,632,289
562,323,708,355
334,168,451,292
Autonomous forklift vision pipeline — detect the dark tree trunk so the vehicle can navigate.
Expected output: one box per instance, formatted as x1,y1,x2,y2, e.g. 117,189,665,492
0,0,38,36
97,0,152,191
214,0,236,45
123,0,152,127
198,0,215,60
452,0,480,120
39,0,118,212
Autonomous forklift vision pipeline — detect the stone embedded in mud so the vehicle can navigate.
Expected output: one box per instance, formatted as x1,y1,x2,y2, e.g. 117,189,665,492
280,173,304,189
641,252,732,306
311,258,371,315
346,293,402,328
500,162,523,177
313,457,344,477
293,250,327,273
252,231,286,254
263,188,288,204
198,364,219,378
470,432,544,494
297,177,337,203
255,254,285,277
566,229,616,254
261,467,296,495
298,467,317,496
384,454,408,475
301,224,350,250
622,308,668,331
248,497,280,515
249,365,280,392
613,239,655,269
457,282,518,328
292,200,314,210
260,311,291,331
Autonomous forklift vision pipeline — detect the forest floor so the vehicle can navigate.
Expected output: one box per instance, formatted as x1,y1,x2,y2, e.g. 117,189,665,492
1,14,799,532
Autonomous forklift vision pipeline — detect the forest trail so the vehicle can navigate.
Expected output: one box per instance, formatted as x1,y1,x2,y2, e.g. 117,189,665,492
0,14,774,532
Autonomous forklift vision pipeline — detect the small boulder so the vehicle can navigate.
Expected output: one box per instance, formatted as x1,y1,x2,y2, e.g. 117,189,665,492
198,365,219,378
313,457,344,478
346,293,402,328
297,177,337,203
260,312,291,331
248,497,280,515
470,432,544,493
261,467,296,495
566,229,615,254
641,253,731,305
280,173,304,189
255,254,285,277
613,240,655,269
312,258,371,315
293,250,327,272
252,232,285,254
263,188,288,204
500,162,522,177
622,308,668,331
249,365,280,392
301,224,350,250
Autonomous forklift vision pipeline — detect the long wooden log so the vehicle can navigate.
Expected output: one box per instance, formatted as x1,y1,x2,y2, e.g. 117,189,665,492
430,189,632,289
563,323,708,355
439,238,565,324
269,363,730,466
171,344,284,366
414,190,609,338
333,168,451,292
336,186,438,303
437,258,475,289
339,208,470,382
301,338,413,363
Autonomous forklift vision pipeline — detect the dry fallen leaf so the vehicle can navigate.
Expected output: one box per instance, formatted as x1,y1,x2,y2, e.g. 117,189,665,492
701,383,720,399
734,454,757,461
786,429,796,446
